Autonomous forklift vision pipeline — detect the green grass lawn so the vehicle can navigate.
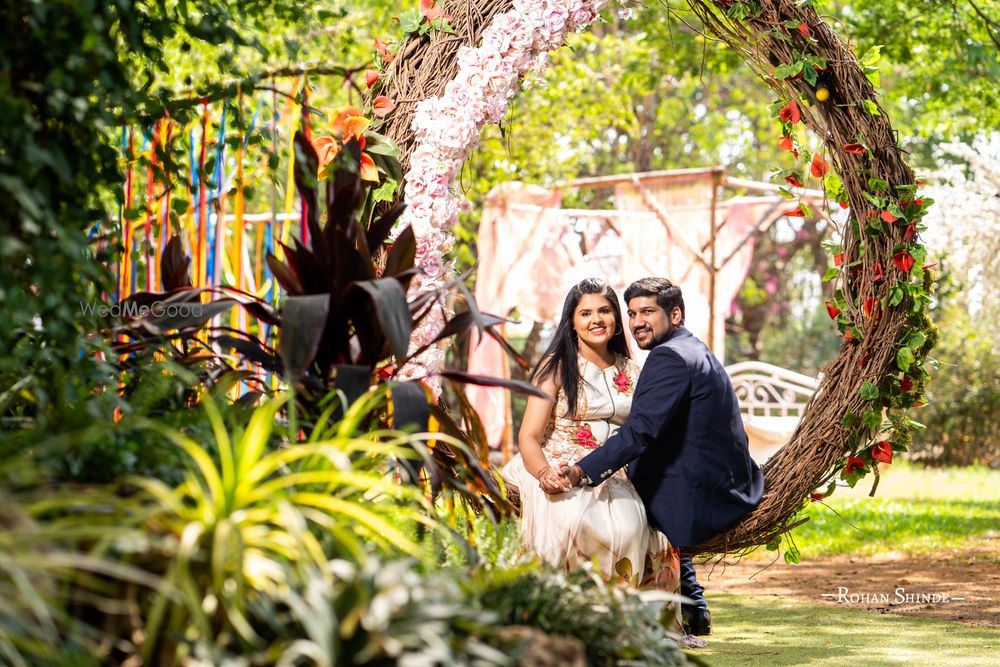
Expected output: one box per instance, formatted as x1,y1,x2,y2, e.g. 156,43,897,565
696,464,1000,666
778,463,1000,558
698,593,1000,666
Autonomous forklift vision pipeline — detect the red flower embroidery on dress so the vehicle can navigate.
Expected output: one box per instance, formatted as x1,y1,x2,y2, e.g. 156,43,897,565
612,368,633,395
574,425,599,449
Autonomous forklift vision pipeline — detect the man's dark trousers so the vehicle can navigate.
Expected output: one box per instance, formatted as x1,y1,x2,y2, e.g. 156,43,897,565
680,557,710,635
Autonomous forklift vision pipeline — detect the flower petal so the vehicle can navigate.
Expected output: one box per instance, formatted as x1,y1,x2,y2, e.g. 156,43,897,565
372,95,395,119
893,251,915,273
810,152,829,178
374,37,395,63
342,116,371,140
779,100,801,124
871,441,893,464
360,152,380,182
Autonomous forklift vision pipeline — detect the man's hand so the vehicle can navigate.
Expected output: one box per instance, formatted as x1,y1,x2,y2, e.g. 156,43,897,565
538,467,572,494
558,463,583,487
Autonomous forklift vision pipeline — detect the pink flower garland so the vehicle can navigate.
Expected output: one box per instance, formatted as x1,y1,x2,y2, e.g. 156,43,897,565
398,0,609,392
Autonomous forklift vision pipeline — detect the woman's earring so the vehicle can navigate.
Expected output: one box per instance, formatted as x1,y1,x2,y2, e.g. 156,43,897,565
614,325,623,335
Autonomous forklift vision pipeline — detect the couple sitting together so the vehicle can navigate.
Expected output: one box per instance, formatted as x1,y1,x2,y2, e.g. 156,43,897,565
502,277,765,649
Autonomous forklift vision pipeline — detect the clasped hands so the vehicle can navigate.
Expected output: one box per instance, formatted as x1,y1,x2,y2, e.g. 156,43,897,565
536,463,584,494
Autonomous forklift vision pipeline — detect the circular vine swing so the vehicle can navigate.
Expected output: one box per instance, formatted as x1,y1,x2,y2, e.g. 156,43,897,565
372,0,936,557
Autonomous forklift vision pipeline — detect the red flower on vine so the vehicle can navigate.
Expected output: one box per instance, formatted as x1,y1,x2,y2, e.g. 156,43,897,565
843,142,866,154
894,251,915,273
880,210,899,223
419,0,452,21
872,441,893,464
784,205,807,217
834,252,844,266
873,262,884,282
900,376,914,393
574,425,599,449
810,152,829,178
844,455,865,476
778,135,799,157
785,173,805,188
779,100,801,123
796,22,810,38
825,301,840,319
612,368,634,395
863,296,879,319
374,37,396,63
365,69,380,88
372,95,396,118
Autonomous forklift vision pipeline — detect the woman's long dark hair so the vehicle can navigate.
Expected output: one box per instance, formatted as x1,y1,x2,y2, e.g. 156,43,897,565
532,278,630,417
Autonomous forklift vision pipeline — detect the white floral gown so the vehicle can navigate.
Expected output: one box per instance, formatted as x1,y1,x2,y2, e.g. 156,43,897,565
502,354,680,606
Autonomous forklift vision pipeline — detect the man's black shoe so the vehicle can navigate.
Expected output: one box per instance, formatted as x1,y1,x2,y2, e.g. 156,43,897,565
682,607,711,636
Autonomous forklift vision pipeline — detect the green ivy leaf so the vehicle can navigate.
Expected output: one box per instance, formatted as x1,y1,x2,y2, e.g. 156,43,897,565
867,177,889,192
860,45,883,87
907,331,927,351
896,346,915,372
860,381,880,401
397,9,422,34
861,191,885,207
841,411,858,428
435,19,456,34
784,541,801,564
822,266,840,282
863,99,881,116
370,177,398,204
862,409,882,430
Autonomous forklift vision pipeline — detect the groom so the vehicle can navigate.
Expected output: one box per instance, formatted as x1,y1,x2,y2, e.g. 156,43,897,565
554,277,764,635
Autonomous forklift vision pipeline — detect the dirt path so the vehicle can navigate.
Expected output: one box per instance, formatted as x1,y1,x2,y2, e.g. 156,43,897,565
696,549,1000,628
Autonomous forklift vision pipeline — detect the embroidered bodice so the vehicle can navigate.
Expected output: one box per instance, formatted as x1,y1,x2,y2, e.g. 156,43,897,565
542,353,640,471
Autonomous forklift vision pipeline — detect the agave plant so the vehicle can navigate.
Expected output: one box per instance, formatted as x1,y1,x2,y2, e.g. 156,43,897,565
127,388,496,662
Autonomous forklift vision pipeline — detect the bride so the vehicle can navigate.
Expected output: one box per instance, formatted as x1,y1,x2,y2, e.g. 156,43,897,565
502,278,689,638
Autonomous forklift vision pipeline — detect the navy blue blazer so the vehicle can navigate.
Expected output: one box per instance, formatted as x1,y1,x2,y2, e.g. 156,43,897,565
577,327,764,547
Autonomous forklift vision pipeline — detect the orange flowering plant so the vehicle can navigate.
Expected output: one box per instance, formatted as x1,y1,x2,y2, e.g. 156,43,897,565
310,105,403,207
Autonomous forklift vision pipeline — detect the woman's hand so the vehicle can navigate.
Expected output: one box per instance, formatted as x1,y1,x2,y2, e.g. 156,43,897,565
537,466,572,494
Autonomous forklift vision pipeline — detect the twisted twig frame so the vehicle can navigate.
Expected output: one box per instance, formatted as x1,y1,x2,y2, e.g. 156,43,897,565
379,0,927,556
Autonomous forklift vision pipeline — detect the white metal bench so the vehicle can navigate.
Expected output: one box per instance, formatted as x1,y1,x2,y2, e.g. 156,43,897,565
725,361,820,463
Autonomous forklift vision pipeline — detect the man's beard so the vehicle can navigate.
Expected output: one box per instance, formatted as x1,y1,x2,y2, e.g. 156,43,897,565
634,327,671,349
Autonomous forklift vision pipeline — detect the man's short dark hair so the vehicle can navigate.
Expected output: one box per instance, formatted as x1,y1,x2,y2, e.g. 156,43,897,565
624,277,685,324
